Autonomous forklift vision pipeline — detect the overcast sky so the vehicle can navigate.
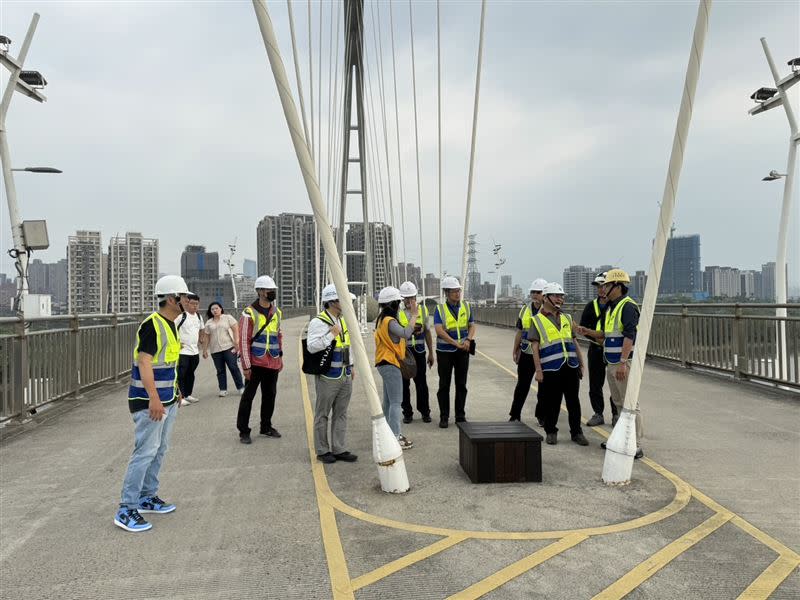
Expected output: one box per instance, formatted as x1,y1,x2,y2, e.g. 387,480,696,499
1,0,798,293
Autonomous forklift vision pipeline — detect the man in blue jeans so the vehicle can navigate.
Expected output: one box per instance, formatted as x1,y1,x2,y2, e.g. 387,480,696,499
114,275,188,533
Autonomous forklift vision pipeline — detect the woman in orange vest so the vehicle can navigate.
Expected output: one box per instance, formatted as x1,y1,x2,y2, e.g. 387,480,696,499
374,286,417,450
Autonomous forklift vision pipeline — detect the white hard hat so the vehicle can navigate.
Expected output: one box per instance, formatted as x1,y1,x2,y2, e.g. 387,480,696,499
529,278,547,292
441,276,462,290
592,272,607,286
321,283,355,303
378,286,402,304
254,275,277,290
155,275,190,297
542,282,565,295
399,281,418,297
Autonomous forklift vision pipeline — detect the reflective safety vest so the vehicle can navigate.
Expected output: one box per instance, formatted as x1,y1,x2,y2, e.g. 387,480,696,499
589,298,603,347
531,312,579,372
518,303,538,354
603,296,638,364
397,305,429,353
317,311,351,379
129,313,180,403
244,305,282,358
435,301,471,352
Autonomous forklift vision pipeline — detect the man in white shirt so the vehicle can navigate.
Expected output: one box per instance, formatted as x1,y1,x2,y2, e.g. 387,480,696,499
175,293,204,406
306,284,357,464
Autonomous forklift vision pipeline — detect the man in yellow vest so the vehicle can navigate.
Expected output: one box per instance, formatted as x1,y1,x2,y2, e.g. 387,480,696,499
398,281,434,424
237,275,283,445
530,282,588,446
115,275,187,533
434,276,476,428
578,269,642,458
306,284,358,464
579,272,618,427
509,278,546,422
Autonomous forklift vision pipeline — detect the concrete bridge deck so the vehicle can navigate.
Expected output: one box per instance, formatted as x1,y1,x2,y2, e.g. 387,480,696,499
1,318,798,599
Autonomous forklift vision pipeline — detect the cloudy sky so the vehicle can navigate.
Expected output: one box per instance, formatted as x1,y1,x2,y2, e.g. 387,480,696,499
1,0,798,293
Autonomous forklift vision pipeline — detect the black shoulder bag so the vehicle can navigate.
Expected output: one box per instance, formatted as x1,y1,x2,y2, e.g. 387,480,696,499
302,316,337,375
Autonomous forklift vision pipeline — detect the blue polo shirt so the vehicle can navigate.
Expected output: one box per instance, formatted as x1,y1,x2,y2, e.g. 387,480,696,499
433,301,474,352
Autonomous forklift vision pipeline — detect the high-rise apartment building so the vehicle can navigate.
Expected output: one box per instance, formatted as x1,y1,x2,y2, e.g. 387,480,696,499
243,258,257,279
107,233,159,313
563,265,596,302
740,270,759,299
500,275,513,298
704,266,742,298
257,213,322,308
396,262,422,289
761,262,776,301
67,230,104,314
629,270,648,301
660,234,702,295
423,273,440,297
180,245,219,280
28,258,68,305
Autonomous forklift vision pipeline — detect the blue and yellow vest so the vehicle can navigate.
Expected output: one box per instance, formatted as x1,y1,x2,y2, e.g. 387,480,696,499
518,303,538,354
129,313,180,403
589,298,604,347
397,305,429,353
243,304,282,358
531,312,579,371
435,301,471,352
317,311,351,379
603,296,638,364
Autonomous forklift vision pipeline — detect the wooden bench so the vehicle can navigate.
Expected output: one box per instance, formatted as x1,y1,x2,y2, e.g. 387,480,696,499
456,422,543,483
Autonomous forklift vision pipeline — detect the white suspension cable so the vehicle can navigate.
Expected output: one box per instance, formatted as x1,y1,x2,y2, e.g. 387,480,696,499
308,0,315,159
460,0,487,293
388,0,408,283
286,0,311,150
437,0,443,302
317,0,323,181
408,0,425,297
324,0,338,221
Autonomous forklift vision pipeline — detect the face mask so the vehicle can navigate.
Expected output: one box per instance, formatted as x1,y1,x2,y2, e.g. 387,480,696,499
266,291,276,301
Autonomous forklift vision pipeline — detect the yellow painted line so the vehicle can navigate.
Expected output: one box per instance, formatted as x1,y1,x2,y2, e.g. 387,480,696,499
298,344,354,600
447,534,588,599
351,535,467,591
737,554,800,599
476,349,538,392
592,511,734,600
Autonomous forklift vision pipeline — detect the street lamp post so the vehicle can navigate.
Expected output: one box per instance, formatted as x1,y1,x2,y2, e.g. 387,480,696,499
748,40,800,379
1,13,50,313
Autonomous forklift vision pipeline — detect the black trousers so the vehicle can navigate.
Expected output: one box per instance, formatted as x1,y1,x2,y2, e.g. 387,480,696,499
509,353,535,419
237,366,279,436
177,354,200,397
402,350,430,417
540,364,583,436
436,350,469,420
588,344,616,416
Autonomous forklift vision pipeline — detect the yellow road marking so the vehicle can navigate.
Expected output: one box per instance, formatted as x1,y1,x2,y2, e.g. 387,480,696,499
351,535,467,591
737,555,800,599
299,345,354,600
592,511,734,599
447,534,588,600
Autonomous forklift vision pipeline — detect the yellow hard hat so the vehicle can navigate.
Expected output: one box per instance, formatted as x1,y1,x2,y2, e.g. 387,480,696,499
604,268,630,284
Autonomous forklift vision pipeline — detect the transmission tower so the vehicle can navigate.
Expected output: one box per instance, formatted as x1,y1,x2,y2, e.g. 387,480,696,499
337,0,372,331
466,234,480,300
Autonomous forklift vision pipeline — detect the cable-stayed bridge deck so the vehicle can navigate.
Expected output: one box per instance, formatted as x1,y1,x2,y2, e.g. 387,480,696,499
1,317,797,599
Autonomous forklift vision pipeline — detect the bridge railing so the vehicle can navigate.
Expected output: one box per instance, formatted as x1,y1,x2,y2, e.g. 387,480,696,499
471,303,800,392
0,306,316,422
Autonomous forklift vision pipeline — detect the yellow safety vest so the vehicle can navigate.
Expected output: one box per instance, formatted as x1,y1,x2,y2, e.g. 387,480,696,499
531,312,579,372
435,301,471,352
603,296,638,364
317,311,351,379
244,305,282,358
129,312,180,403
397,305,429,353
518,303,537,354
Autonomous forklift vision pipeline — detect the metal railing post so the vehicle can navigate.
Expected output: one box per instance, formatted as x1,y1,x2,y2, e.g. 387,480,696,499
112,313,122,382
11,317,28,417
680,305,690,367
733,305,745,380
70,315,82,398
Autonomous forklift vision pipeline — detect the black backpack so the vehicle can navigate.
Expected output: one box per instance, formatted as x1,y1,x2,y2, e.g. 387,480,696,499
301,316,337,375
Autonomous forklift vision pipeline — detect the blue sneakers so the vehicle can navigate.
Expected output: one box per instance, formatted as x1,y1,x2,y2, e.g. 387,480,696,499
138,495,176,514
114,508,152,532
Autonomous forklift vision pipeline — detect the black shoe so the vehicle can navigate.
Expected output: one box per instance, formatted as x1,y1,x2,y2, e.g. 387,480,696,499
537,418,545,428
422,415,432,423
403,416,413,424
439,418,448,429
509,416,520,422
546,433,557,445
455,416,467,423
261,427,282,438
601,441,607,449
333,451,358,462
586,414,604,427
571,433,589,446
635,447,644,460
240,435,252,445
317,452,336,464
